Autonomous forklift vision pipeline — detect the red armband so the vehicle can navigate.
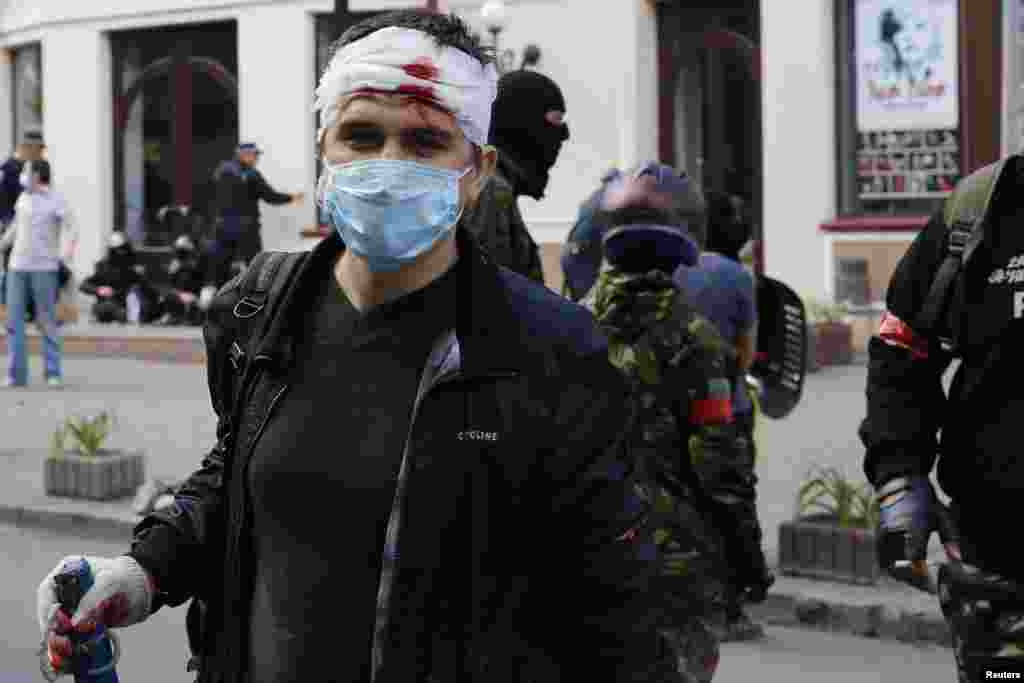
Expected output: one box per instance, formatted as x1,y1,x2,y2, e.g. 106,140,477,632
878,312,929,359
690,377,734,424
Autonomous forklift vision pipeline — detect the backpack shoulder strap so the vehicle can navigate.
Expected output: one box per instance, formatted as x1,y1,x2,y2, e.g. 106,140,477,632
225,250,307,372
912,157,1010,342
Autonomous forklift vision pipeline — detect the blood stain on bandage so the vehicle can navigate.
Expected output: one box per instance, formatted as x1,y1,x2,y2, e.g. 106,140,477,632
402,58,440,81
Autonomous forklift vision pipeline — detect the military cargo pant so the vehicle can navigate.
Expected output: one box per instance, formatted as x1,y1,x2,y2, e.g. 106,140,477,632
649,483,725,683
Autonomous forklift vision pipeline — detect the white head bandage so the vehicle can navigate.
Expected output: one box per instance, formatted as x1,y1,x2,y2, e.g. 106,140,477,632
313,27,499,148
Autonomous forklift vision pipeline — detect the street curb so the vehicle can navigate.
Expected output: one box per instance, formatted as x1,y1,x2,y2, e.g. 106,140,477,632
0,502,951,648
748,589,951,647
0,503,137,540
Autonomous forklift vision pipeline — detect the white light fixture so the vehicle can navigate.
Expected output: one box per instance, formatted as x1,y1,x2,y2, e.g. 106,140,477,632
480,0,508,33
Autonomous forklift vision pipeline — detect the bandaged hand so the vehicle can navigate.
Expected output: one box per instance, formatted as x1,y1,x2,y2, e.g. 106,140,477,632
37,556,154,671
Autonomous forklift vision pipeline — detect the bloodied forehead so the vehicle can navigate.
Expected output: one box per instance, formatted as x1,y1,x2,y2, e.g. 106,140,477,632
337,92,461,138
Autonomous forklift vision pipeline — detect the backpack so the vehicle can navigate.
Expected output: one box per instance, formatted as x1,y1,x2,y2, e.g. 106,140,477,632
911,156,1014,352
184,249,307,677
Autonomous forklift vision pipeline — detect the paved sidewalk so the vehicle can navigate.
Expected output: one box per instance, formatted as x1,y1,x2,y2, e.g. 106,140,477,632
0,355,952,646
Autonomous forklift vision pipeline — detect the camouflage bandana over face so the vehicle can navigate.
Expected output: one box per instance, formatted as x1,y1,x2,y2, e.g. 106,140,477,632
586,267,680,384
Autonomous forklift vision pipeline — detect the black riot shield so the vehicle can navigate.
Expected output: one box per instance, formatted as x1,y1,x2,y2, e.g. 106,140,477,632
750,276,807,419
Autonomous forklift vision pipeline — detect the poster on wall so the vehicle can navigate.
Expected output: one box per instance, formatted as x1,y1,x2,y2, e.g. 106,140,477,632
855,0,960,199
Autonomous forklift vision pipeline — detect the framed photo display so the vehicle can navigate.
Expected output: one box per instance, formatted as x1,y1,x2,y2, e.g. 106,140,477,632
854,0,961,200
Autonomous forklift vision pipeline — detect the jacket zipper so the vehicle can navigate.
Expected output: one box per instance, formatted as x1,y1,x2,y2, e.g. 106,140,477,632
370,364,518,681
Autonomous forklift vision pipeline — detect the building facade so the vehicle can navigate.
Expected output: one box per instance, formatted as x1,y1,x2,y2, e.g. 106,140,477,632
0,0,1015,309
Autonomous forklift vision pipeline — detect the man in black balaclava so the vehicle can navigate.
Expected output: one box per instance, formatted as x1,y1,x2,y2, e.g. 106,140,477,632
460,69,570,284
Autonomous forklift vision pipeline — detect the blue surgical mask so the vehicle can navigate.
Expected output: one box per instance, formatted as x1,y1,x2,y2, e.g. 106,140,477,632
321,159,470,272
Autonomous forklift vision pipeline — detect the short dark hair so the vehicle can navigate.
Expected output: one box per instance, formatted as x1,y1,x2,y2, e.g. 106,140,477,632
328,10,494,74
32,160,51,184
704,190,751,259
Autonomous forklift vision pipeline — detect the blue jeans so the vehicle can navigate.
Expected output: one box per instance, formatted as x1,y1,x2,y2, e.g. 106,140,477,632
5,269,61,385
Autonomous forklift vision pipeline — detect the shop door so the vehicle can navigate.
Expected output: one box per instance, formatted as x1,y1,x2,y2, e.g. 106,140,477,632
112,22,239,247
658,2,762,268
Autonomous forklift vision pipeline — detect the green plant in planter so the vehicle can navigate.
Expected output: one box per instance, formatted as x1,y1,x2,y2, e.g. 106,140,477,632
797,465,879,529
806,299,851,325
58,412,115,458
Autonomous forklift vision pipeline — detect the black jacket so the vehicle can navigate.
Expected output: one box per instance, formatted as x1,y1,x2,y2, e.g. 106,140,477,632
128,228,680,682
860,161,1024,573
460,155,545,284
212,159,291,222
0,157,24,223
79,257,145,303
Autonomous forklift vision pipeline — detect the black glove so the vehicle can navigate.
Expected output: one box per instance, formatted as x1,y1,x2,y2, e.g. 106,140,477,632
876,475,961,592
740,568,775,604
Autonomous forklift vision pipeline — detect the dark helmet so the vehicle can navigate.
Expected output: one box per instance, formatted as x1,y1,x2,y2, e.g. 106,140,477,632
562,162,701,293
599,162,701,275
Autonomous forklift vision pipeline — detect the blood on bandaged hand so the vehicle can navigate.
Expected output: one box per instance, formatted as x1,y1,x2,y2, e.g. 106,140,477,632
84,592,132,628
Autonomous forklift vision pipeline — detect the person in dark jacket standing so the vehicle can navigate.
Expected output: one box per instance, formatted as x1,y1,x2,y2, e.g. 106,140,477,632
459,69,570,283
36,11,682,683
858,155,1024,682
209,142,304,287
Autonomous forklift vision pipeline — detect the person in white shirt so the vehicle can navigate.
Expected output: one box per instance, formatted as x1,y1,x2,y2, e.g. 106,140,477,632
0,160,77,387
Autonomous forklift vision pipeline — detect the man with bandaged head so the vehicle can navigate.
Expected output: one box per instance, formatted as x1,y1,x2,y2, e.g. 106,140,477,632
36,10,681,683
460,69,570,283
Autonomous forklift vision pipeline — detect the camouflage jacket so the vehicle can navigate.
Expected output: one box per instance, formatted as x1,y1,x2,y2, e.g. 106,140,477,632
581,268,751,603
460,155,545,284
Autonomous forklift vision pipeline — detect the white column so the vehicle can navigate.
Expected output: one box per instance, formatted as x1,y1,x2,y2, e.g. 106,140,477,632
42,27,113,282
237,6,316,253
616,0,660,170
760,0,835,300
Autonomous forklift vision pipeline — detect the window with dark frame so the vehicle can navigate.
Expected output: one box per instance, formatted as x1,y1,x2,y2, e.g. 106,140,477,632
835,0,961,218
10,43,43,147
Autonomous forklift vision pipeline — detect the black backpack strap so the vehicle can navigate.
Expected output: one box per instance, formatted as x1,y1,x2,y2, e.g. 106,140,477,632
225,251,305,372
185,249,306,677
912,158,1009,347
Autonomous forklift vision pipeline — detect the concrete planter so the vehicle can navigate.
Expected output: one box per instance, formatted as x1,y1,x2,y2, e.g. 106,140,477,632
778,514,880,585
44,450,145,501
805,323,821,373
811,322,853,367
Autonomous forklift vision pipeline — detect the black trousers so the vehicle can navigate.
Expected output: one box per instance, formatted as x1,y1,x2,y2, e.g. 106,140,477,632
211,217,262,288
